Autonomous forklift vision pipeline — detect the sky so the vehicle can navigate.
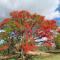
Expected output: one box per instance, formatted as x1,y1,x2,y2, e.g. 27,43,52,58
0,0,60,20
0,0,60,43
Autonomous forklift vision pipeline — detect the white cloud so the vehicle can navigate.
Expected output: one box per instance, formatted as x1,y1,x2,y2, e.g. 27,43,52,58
45,11,60,20
0,0,59,19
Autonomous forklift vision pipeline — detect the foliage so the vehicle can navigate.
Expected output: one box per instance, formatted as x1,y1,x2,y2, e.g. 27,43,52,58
55,34,60,48
0,10,59,59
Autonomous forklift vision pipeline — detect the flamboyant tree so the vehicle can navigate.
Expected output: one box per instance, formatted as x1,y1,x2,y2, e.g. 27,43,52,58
0,10,58,60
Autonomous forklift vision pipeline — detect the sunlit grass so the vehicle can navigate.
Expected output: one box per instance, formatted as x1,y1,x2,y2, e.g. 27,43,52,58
31,54,60,60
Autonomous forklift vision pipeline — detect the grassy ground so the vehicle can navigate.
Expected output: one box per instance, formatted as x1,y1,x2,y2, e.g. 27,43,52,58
1,53,60,60
31,54,60,60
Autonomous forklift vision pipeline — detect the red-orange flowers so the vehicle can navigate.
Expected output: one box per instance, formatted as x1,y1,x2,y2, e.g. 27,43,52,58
10,10,31,19
0,10,57,52
2,18,10,24
14,21,21,28
18,10,31,18
10,11,18,18
0,44,9,51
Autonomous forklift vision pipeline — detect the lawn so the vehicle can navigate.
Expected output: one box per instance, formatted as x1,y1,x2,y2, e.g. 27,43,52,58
0,53,60,60
31,54,60,60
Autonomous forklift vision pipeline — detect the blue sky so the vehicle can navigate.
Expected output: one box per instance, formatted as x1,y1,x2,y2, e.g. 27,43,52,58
0,0,60,20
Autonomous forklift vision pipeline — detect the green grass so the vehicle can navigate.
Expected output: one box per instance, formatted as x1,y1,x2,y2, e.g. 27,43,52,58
0,53,60,60
31,54,60,60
